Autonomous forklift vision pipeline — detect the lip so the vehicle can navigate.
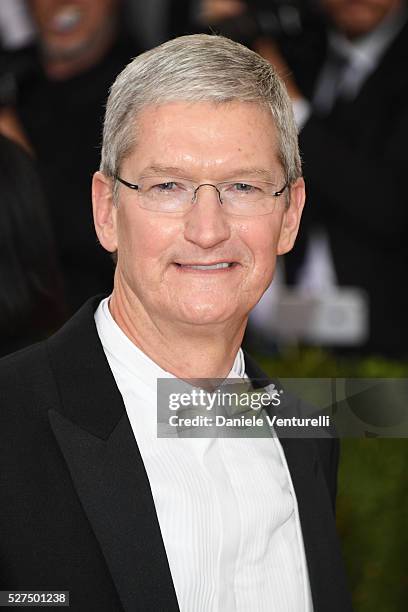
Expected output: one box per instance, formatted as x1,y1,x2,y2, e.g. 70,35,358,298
173,261,239,273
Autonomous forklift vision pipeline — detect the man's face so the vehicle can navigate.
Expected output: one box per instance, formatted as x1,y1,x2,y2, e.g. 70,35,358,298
321,0,402,38
94,101,304,328
28,0,118,60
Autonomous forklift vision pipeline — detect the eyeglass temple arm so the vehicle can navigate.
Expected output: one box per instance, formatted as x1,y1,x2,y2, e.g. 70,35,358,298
115,175,139,190
274,182,289,197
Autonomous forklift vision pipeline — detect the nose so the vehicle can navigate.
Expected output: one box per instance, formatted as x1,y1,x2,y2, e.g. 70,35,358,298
183,184,231,249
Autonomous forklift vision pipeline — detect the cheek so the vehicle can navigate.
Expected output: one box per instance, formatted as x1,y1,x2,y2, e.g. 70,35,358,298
116,208,181,276
254,245,278,288
238,219,280,279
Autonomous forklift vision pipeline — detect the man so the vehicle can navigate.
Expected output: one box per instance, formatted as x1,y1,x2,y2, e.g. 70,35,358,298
253,0,408,356
14,0,138,312
0,35,352,611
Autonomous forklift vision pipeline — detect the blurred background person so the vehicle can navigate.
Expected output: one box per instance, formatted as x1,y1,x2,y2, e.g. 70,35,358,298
197,0,408,359
3,0,140,314
0,133,65,357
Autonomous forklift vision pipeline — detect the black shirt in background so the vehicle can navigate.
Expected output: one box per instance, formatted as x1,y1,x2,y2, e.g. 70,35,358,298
17,39,138,313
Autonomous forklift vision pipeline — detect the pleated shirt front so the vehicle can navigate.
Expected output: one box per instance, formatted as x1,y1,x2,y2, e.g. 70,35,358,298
95,297,312,612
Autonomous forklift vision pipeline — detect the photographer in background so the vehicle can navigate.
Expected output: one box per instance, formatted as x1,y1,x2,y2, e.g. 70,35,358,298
2,0,141,314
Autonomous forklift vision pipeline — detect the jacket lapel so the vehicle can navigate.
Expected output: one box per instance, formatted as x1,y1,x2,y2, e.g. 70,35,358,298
47,296,180,612
244,353,352,611
278,436,352,611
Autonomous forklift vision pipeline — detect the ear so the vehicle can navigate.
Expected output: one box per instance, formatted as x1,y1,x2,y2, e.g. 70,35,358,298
92,171,118,253
277,177,306,255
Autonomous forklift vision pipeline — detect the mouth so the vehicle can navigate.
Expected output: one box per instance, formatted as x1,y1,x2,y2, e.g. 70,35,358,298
174,262,238,272
51,5,83,34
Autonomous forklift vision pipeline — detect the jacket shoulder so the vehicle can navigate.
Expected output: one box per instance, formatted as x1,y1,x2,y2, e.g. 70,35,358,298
0,341,49,390
0,340,59,435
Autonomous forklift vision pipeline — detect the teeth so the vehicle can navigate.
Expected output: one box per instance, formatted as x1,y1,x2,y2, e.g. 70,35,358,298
52,7,82,33
183,263,232,270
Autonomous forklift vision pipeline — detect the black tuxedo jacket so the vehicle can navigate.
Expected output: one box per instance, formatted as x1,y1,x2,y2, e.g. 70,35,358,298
0,297,352,611
284,20,408,357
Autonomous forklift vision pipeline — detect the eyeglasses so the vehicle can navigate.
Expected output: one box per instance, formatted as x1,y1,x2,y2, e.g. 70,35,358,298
114,175,289,216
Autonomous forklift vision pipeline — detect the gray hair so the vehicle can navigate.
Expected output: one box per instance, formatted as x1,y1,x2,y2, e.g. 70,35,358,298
100,34,302,189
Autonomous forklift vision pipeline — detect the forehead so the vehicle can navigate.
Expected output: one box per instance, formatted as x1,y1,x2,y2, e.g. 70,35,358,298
123,100,281,177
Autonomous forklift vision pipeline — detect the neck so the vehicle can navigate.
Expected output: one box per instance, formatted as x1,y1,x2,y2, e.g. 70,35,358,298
108,280,247,380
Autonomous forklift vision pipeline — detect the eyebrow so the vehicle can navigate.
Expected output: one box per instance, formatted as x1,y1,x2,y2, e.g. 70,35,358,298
138,164,281,182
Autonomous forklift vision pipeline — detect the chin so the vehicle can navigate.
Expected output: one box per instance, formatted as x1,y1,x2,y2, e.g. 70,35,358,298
336,10,379,37
176,301,239,326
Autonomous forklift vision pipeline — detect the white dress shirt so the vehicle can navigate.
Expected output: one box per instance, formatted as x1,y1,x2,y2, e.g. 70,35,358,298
95,297,313,611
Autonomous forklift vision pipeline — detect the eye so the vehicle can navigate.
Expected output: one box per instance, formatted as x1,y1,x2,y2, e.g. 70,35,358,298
233,182,255,193
154,181,178,191
148,180,190,195
220,181,268,203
